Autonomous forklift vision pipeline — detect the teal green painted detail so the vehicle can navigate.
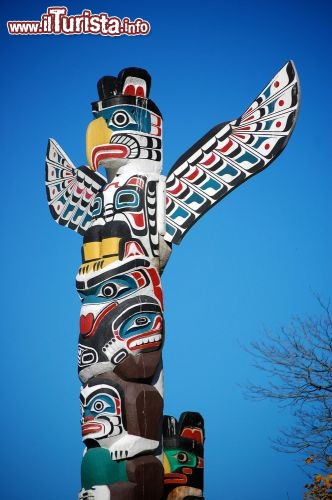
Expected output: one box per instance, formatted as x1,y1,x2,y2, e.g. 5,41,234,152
173,206,189,220
237,151,258,166
217,164,238,178
81,448,128,489
164,448,197,472
201,177,220,192
165,222,176,235
263,85,271,99
186,191,204,206
263,119,274,131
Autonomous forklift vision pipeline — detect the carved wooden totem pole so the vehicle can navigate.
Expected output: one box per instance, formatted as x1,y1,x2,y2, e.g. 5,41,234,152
46,63,299,499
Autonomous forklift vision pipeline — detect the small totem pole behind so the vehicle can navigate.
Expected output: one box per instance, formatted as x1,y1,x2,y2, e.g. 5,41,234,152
46,63,300,499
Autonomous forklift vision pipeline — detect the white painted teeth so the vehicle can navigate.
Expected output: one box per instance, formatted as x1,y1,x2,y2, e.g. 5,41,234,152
129,334,161,348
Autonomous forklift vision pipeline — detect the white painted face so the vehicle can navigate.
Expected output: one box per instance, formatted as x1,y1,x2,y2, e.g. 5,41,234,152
80,383,124,445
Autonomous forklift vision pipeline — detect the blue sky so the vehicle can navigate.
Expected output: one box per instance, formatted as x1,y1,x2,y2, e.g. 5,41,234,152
1,1,331,499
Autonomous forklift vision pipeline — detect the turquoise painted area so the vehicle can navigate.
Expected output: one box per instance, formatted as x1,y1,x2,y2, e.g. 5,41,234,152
78,275,136,304
267,99,277,114
73,207,85,223
164,448,197,472
115,189,139,209
263,85,271,99
81,448,127,489
95,105,152,134
237,151,259,166
216,164,238,178
91,197,103,217
185,191,205,208
252,136,268,148
262,119,274,131
165,222,176,236
83,394,117,418
201,177,221,192
172,206,190,222
119,311,156,339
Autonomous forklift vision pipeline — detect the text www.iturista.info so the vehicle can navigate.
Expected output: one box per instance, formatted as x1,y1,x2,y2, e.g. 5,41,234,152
7,7,151,36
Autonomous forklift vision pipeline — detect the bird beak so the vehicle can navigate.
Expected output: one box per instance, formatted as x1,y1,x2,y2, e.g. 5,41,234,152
86,117,112,171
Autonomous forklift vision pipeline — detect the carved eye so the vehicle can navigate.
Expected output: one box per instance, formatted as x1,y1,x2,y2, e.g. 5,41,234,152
92,400,109,412
176,452,189,464
110,110,136,128
127,316,150,331
101,283,117,298
98,281,129,299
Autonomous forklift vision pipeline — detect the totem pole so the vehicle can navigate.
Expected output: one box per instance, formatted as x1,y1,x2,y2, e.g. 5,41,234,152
46,63,300,499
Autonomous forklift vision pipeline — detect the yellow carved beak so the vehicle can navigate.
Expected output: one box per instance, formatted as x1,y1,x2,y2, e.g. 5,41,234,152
86,117,111,171
163,453,171,474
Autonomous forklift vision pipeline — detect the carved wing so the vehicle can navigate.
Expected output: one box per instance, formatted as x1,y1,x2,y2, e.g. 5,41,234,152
45,138,107,235
164,61,300,244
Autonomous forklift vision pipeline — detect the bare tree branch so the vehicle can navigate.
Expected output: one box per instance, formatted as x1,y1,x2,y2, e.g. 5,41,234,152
244,299,332,474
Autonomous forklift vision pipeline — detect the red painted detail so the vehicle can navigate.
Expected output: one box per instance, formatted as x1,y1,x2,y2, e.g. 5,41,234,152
146,267,164,309
123,84,135,96
278,99,285,106
57,204,61,211
276,121,282,128
76,186,84,195
124,241,145,258
52,189,56,196
233,134,246,139
80,313,94,335
237,126,251,131
185,166,200,181
202,153,216,166
127,177,145,189
182,468,193,475
80,302,117,338
132,271,147,288
169,180,183,195
244,114,255,122
164,473,187,485
129,212,145,228
274,81,280,88
197,457,204,468
151,114,162,137
115,398,121,415
136,85,145,97
217,139,233,153
104,181,120,191
92,144,129,171
81,421,103,436
51,170,55,177
244,106,253,116
181,427,204,444
126,322,163,351
85,191,93,200
264,143,270,150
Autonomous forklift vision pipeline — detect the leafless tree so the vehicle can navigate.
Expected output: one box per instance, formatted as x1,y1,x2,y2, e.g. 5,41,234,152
245,298,332,473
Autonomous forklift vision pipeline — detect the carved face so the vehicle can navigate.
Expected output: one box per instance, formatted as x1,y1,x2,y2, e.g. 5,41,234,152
112,301,163,352
163,446,204,491
77,259,163,338
86,67,162,176
78,295,163,382
80,382,124,445
86,104,162,174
